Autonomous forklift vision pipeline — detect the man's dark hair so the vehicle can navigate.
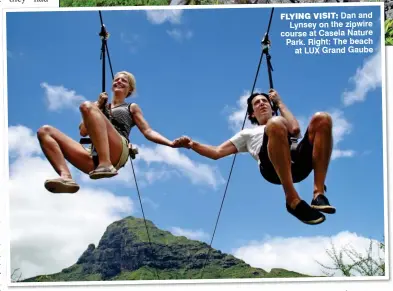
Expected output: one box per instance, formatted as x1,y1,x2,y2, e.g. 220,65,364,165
247,92,274,125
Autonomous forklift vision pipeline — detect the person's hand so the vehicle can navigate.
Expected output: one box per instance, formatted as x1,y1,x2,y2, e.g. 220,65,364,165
268,89,282,107
172,136,192,149
97,92,108,109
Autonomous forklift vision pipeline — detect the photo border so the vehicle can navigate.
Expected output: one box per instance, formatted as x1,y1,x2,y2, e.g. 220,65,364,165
1,1,389,289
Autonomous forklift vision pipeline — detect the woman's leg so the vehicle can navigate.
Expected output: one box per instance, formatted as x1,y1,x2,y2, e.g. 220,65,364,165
37,125,95,176
79,101,124,178
37,125,96,193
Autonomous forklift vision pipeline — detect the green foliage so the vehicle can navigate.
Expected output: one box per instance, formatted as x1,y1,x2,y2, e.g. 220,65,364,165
59,0,223,6
385,19,393,46
59,0,171,6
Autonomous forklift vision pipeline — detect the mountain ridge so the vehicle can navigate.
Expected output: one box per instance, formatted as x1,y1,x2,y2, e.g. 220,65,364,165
21,216,313,282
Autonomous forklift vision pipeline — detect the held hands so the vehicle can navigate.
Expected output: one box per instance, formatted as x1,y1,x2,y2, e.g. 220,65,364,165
171,136,193,149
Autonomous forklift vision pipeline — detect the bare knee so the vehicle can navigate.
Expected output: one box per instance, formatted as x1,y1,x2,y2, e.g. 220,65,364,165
266,116,288,137
310,112,332,130
79,101,96,115
37,125,54,140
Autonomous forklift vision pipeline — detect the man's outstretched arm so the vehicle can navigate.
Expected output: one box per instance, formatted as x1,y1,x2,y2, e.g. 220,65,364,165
190,140,238,160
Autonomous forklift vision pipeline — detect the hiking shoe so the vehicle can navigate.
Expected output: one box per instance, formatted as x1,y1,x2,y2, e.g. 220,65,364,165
286,200,326,225
44,178,80,194
311,194,336,214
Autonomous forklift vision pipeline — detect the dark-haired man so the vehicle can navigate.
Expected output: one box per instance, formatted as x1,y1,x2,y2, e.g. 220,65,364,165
174,89,335,225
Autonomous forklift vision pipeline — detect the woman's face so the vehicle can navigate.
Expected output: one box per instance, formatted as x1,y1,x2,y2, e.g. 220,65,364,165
112,73,130,98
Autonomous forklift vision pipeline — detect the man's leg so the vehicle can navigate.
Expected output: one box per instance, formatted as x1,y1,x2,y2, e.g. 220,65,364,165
264,116,300,209
307,112,333,195
306,112,335,213
264,116,326,225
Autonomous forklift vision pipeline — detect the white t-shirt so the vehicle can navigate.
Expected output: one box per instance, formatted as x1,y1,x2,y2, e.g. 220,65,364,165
229,125,266,163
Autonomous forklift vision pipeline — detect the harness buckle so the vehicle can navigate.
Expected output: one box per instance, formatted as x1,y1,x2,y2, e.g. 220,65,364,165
128,143,139,160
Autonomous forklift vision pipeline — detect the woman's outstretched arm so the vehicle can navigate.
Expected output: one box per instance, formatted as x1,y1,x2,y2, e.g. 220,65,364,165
130,103,175,147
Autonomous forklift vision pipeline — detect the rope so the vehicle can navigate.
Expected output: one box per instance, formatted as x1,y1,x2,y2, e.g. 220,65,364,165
97,11,160,281
198,8,276,279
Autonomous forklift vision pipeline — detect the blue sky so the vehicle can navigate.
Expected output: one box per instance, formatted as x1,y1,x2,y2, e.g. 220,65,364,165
5,5,385,279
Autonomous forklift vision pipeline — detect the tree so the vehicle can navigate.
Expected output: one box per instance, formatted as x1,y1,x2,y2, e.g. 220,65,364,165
11,268,23,283
316,238,385,277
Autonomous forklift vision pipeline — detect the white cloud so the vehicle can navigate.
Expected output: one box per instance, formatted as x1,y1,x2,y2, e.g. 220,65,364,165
144,168,180,184
299,110,354,161
170,227,210,242
232,231,385,277
227,90,259,133
78,143,225,190
330,109,352,147
167,29,193,42
8,126,134,280
7,125,223,280
329,109,356,160
331,149,356,160
8,125,41,159
136,144,225,189
146,10,183,25
342,47,381,106
120,32,140,54
40,82,86,112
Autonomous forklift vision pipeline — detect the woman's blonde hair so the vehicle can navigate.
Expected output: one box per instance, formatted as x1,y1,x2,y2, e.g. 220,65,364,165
115,71,136,97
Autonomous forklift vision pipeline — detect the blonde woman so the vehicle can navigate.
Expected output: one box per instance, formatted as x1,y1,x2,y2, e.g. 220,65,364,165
37,71,187,194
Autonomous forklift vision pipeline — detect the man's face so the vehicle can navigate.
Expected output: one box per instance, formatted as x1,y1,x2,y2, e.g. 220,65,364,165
251,95,272,122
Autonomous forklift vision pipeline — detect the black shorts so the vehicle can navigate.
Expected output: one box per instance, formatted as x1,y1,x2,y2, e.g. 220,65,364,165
258,129,313,185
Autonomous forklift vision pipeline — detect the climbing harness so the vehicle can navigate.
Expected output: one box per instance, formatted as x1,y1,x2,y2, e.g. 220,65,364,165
80,13,139,163
80,11,158,280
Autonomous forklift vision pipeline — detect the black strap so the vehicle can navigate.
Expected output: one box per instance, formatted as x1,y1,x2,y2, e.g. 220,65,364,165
79,11,157,280
261,33,278,116
97,11,158,281
197,8,276,280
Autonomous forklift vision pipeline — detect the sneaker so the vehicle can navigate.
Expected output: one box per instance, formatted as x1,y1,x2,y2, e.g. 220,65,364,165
311,194,336,214
286,200,326,225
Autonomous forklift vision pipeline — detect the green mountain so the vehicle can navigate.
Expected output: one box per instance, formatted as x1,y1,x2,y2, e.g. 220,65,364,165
22,216,311,282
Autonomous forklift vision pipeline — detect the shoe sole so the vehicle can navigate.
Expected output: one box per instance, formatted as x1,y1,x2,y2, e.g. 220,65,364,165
301,215,326,225
89,172,118,180
311,205,336,214
44,181,80,194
